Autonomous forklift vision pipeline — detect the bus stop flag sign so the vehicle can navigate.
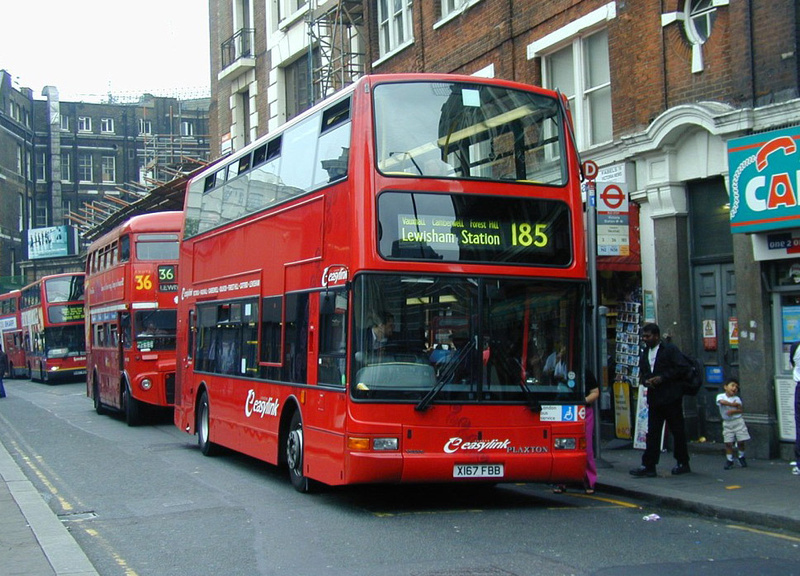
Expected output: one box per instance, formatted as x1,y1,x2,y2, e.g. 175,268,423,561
597,180,630,256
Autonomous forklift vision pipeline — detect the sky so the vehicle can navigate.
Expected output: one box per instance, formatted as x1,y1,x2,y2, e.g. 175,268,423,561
1,0,211,103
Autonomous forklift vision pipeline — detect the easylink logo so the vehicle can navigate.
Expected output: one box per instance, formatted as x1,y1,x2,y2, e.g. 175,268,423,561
443,437,510,454
321,265,349,287
244,389,279,418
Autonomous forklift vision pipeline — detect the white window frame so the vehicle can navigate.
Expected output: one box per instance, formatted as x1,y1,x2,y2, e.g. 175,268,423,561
101,156,116,183
281,0,307,22
18,194,24,232
181,120,195,137
78,116,92,132
661,0,728,73
376,0,414,62
78,153,93,183
139,119,152,135
62,200,72,226
436,0,482,28
36,151,46,182
61,152,71,182
528,2,616,151
101,118,115,133
60,114,70,131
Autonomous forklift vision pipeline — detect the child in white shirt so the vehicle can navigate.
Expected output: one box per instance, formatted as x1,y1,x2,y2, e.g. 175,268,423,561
716,378,751,469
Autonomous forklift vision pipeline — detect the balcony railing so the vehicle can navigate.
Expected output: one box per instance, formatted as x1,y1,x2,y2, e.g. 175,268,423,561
221,28,255,70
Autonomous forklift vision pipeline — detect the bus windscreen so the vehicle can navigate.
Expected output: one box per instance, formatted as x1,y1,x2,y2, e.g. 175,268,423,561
373,81,566,185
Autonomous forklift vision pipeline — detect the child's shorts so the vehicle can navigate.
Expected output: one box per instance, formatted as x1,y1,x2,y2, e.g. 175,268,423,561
723,418,751,443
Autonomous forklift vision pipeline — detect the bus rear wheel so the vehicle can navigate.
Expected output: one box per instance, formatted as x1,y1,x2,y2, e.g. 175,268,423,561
197,391,219,456
286,411,313,493
92,377,105,415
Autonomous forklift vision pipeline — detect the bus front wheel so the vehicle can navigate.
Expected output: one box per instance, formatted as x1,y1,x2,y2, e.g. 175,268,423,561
286,411,314,493
123,382,140,426
197,391,219,456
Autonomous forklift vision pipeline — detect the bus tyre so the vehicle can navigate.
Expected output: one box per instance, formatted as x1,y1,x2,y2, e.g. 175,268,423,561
92,378,105,415
123,383,140,426
197,391,219,456
287,411,312,493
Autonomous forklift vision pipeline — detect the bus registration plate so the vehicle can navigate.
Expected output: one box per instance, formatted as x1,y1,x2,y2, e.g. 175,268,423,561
453,464,504,478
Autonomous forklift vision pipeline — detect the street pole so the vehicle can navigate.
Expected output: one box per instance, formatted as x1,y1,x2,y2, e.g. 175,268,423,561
586,173,611,467
586,179,600,462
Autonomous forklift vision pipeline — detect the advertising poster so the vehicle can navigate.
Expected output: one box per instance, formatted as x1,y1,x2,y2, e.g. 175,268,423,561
775,378,797,442
633,388,649,450
613,381,632,439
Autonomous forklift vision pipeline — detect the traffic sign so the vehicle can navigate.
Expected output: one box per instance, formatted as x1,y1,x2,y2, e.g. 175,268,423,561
599,183,627,212
582,160,599,181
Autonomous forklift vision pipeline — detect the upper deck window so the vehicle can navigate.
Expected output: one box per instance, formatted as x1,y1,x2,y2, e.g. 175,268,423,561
374,81,567,186
135,233,179,261
44,276,84,303
184,97,351,239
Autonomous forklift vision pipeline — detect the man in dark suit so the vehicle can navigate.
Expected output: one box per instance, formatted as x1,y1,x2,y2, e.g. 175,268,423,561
630,323,692,477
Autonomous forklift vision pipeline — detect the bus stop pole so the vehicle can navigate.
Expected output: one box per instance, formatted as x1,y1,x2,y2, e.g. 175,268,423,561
586,177,610,467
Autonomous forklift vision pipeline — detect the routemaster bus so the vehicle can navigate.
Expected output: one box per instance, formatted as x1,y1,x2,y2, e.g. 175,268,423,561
174,73,590,492
85,211,181,425
21,273,86,383
0,290,26,377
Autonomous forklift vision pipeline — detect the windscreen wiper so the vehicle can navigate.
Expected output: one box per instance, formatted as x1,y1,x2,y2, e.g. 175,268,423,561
416,342,475,411
415,377,449,412
518,378,542,413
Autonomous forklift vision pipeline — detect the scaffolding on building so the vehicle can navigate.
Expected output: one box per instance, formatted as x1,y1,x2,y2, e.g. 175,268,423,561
307,0,365,103
64,152,209,237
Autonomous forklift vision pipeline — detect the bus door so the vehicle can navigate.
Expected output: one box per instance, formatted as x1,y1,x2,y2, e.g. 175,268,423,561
305,289,348,484
317,289,348,388
118,312,127,374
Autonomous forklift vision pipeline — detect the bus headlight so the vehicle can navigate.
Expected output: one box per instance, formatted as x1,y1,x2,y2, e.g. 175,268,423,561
553,438,577,450
141,378,153,390
373,438,399,451
346,437,399,451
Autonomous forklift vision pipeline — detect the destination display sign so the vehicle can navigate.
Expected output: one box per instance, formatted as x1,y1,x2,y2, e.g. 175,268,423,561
158,265,178,292
49,304,85,324
378,191,572,265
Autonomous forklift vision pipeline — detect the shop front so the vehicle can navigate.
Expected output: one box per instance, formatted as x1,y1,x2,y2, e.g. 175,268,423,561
729,126,800,459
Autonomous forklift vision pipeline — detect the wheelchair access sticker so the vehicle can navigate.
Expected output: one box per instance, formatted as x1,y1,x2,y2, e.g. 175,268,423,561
540,405,586,422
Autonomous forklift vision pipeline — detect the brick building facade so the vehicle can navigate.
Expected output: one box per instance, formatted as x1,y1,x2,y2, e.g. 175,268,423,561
206,0,799,458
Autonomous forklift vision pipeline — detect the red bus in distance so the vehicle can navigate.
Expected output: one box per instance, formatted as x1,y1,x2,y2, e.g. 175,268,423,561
174,74,589,491
21,273,86,383
85,211,181,425
0,290,27,377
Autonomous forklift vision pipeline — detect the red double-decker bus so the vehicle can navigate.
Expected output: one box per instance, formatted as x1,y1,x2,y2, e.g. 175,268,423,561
21,273,86,383
174,74,590,492
0,290,27,377
85,211,181,425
